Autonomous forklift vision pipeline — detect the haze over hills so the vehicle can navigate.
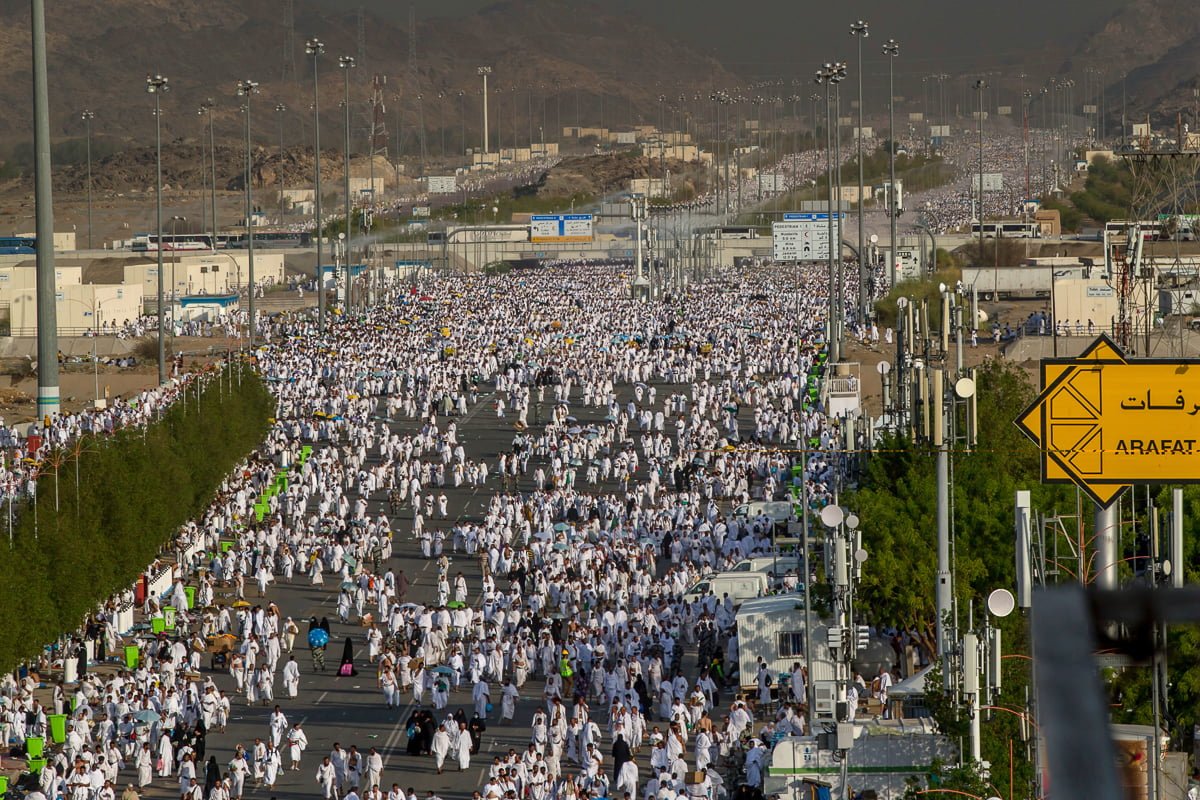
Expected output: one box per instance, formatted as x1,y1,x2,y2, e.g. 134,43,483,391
1070,0,1200,128
0,0,733,148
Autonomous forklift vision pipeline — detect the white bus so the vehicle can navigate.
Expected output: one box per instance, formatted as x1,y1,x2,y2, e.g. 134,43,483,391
131,233,215,252
970,221,1040,238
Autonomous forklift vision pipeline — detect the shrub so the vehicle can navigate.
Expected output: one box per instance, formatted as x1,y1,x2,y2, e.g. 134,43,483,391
0,366,271,669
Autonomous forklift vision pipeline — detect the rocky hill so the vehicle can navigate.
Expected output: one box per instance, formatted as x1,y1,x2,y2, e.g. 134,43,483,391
1071,0,1200,127
0,0,735,147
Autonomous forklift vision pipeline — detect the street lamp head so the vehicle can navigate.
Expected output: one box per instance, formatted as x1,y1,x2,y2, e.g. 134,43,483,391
850,20,869,37
477,66,492,76
305,38,324,56
339,56,356,70
146,74,168,94
276,103,287,113
236,80,260,97
81,110,94,121
882,39,899,57
974,79,988,91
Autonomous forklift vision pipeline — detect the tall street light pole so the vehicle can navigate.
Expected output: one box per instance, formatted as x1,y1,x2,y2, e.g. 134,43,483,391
196,106,208,238
816,66,837,364
975,80,987,264
850,20,869,319
199,99,217,255
305,38,326,329
883,39,899,287
339,56,356,308
478,66,492,154
147,73,169,386
33,0,59,416
276,103,287,225
236,79,260,349
81,110,95,251
830,63,847,362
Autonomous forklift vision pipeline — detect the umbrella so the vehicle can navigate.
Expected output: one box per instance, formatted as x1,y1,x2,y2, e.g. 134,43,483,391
431,665,457,676
567,426,582,436
398,603,421,612
553,542,569,551
308,629,330,648
553,522,569,532
132,709,160,724
566,415,578,423
231,600,251,609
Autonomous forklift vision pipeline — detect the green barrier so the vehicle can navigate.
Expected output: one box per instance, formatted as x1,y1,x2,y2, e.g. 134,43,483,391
124,645,139,669
48,714,66,744
25,736,43,759
27,757,45,775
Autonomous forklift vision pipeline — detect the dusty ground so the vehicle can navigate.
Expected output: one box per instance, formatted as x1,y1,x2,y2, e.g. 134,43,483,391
0,335,240,422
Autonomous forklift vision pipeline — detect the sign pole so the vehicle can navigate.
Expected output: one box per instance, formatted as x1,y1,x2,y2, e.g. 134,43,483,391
1093,503,1119,588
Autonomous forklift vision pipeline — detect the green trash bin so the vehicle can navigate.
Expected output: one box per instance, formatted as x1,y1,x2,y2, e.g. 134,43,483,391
0,774,10,795
163,607,177,630
123,644,140,669
150,617,166,635
48,714,66,744
27,757,45,775
25,736,43,759
184,586,196,609
220,540,234,553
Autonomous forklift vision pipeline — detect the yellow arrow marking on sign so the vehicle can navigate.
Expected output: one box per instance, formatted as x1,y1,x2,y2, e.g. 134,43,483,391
1016,334,1200,507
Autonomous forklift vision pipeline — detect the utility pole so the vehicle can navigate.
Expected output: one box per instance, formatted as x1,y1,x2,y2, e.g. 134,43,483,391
147,73,169,386
236,79,260,349
32,0,59,416
850,20,869,319
883,40,899,287
305,38,325,329
339,55,356,307
975,80,987,262
478,66,492,154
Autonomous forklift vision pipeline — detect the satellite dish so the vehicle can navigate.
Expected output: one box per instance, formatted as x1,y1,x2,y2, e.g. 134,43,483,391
877,361,892,375
897,297,910,309
955,377,977,399
987,588,1016,618
819,505,845,528
854,548,869,564
845,513,860,530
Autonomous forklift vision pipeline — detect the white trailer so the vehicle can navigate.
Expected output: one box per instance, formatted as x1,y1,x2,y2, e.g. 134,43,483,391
734,595,836,690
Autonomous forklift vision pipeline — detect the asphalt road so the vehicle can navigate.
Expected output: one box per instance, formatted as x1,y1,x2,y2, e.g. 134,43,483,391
136,376,716,800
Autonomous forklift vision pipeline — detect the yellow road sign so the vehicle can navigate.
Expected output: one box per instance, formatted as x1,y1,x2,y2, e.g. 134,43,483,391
1016,335,1200,507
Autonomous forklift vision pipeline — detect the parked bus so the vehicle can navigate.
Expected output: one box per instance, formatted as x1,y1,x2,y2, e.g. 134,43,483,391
131,233,214,252
970,221,1039,238
0,236,36,255
226,230,312,249
1104,220,1163,241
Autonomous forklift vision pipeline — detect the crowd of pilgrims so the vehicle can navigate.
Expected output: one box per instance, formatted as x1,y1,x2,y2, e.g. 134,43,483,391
5,263,852,800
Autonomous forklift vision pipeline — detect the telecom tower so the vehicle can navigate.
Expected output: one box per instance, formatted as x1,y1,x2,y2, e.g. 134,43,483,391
370,75,389,161
1112,113,1200,357
281,0,297,83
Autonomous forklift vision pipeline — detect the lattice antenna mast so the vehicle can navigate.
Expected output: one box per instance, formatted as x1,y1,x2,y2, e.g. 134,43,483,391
370,74,389,160
1118,123,1200,356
